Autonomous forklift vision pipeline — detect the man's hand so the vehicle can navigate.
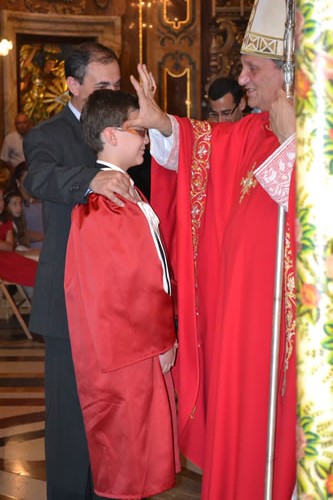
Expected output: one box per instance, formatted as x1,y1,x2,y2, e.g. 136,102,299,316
159,342,178,374
90,170,137,207
270,89,296,144
127,64,173,137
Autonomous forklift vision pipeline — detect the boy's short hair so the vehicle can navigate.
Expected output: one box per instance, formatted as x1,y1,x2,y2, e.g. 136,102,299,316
81,89,139,154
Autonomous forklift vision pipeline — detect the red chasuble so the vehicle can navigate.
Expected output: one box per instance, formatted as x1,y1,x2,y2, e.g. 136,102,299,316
151,112,296,499
65,193,179,499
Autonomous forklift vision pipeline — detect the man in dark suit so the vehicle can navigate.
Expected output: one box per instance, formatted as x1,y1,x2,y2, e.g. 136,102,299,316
24,42,136,500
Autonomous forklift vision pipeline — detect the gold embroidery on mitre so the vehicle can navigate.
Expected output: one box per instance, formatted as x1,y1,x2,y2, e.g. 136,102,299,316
242,34,282,58
239,162,258,203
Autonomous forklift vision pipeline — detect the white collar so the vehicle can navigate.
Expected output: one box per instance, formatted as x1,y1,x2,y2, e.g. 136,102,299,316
68,101,81,121
97,160,160,232
96,160,135,186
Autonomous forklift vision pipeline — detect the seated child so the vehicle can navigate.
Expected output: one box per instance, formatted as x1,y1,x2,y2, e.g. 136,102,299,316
0,184,37,286
4,190,41,260
4,191,29,249
64,89,180,500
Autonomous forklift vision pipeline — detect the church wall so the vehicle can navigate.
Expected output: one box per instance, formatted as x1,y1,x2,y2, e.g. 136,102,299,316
0,0,253,142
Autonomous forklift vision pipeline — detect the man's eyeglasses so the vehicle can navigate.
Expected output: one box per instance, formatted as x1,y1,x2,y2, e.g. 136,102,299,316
114,127,148,138
208,105,238,120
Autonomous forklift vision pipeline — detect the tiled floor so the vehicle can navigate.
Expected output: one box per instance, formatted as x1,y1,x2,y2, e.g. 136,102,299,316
0,316,202,500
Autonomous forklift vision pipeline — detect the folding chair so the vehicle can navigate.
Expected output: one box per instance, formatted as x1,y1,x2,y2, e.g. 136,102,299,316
0,278,33,339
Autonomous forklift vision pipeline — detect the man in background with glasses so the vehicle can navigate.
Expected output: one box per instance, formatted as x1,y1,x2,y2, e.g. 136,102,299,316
206,77,247,123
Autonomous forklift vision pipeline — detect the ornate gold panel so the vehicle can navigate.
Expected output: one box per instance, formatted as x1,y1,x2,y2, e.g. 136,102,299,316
162,66,191,116
159,0,194,33
162,0,191,31
206,0,254,86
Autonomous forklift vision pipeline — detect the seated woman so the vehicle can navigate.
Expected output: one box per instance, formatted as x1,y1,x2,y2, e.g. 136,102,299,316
3,190,40,260
0,184,37,287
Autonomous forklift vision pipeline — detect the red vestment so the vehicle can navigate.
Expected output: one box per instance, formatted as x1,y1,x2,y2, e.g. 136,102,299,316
151,113,296,499
65,193,179,499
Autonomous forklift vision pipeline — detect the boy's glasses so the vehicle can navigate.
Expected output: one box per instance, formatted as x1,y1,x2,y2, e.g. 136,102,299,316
114,127,148,138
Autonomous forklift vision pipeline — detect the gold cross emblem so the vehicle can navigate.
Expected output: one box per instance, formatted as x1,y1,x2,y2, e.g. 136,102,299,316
240,163,258,203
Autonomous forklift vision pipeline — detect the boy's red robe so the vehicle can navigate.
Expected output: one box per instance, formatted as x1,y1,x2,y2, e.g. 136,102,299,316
65,193,179,499
151,112,296,499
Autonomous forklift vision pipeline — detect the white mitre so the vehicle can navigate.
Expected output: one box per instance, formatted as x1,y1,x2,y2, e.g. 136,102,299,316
241,0,287,60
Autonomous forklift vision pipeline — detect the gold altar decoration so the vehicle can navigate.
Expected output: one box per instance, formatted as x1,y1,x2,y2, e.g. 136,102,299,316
20,43,69,124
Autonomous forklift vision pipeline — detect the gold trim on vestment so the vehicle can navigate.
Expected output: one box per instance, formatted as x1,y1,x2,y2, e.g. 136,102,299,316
189,119,212,267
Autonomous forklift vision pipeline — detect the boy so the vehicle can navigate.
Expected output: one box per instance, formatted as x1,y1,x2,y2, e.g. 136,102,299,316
64,89,179,500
